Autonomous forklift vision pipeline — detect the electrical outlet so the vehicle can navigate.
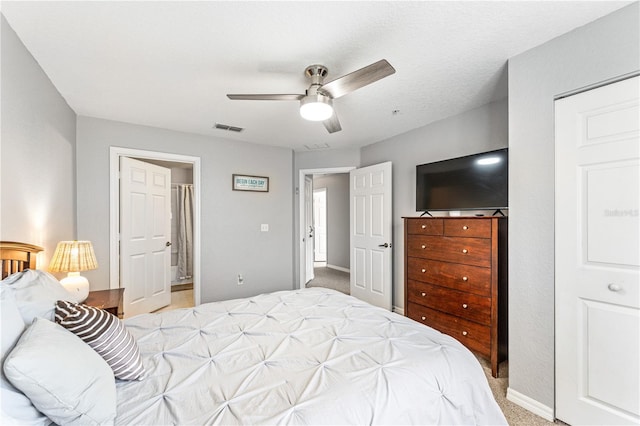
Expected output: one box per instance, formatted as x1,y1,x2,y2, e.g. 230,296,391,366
237,274,244,285
261,224,269,232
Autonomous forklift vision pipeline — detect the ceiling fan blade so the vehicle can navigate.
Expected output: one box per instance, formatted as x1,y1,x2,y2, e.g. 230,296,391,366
323,111,342,134
320,59,396,99
227,94,304,101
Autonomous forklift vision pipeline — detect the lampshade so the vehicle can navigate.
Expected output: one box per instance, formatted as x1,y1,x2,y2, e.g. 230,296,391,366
300,94,334,121
49,241,97,303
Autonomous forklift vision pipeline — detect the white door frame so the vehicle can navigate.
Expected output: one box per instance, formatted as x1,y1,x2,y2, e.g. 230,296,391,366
110,147,202,306
298,166,355,289
304,175,315,283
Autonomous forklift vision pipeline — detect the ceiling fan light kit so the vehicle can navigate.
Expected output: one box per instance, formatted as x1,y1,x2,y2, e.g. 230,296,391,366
227,59,395,133
300,94,333,121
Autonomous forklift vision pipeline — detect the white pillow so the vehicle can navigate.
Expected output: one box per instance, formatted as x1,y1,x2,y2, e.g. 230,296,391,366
2,269,73,323
3,318,117,425
0,285,49,425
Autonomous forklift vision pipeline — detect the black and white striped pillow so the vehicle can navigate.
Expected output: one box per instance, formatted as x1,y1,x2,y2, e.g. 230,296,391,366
55,300,145,381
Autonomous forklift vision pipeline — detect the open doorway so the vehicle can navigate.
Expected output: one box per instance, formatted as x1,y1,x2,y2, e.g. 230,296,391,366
299,167,353,295
109,147,201,317
139,159,195,314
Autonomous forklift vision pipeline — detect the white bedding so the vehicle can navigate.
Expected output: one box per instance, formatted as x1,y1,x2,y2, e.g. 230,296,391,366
117,288,506,425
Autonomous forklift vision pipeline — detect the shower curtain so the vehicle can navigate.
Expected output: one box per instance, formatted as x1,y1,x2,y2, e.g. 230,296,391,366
177,184,194,280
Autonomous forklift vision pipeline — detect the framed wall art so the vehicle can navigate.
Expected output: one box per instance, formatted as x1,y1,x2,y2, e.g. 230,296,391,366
232,174,269,192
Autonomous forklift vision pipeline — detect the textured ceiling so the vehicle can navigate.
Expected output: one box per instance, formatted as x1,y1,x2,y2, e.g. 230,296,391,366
2,1,631,152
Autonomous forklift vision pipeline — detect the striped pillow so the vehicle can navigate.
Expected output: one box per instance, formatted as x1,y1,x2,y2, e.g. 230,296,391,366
55,300,145,381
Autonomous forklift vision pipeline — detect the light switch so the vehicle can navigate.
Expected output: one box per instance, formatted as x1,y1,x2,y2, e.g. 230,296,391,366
261,224,269,232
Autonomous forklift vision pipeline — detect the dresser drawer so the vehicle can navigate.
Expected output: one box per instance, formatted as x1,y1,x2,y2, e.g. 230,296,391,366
444,219,492,238
407,236,492,267
408,304,491,356
406,257,491,296
406,219,443,236
407,280,491,325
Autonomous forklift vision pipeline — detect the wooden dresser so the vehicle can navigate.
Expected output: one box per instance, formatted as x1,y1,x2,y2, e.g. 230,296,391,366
403,216,508,377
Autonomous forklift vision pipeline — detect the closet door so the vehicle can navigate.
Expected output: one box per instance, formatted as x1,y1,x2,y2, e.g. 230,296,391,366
555,76,639,425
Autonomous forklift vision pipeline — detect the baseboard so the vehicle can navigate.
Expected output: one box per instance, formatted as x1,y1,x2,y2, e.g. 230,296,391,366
392,306,405,316
506,388,555,422
326,264,350,273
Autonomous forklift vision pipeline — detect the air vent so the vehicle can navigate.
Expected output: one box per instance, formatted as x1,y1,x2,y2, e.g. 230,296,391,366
304,143,331,150
214,123,244,132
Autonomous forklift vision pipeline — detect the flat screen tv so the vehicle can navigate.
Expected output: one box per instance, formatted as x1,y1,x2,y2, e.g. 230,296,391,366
416,148,508,212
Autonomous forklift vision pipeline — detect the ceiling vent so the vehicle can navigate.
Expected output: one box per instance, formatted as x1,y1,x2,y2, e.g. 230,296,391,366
304,143,331,150
214,123,244,132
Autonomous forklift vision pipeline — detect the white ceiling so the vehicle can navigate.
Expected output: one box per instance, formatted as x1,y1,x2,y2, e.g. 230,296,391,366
2,1,631,152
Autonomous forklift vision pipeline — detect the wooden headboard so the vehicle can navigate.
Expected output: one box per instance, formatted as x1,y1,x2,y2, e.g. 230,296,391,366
1,241,44,279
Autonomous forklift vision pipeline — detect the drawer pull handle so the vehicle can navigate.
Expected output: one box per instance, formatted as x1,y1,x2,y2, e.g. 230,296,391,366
462,331,468,336
421,292,426,297
463,225,468,230
462,249,468,254
462,304,468,309
421,245,426,249
421,224,426,229
462,276,468,281
607,283,621,292
421,268,426,273
421,316,426,321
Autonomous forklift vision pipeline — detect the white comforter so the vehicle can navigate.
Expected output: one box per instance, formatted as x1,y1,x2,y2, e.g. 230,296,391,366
117,288,506,425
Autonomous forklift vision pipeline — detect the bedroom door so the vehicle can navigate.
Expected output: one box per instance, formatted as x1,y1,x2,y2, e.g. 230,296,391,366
350,162,393,310
555,76,639,425
120,157,172,317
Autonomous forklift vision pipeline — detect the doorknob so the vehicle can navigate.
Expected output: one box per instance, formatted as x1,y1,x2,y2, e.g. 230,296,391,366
378,243,391,248
166,241,172,247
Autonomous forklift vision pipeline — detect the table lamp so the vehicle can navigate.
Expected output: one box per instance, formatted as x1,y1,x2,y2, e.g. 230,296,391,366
49,240,98,303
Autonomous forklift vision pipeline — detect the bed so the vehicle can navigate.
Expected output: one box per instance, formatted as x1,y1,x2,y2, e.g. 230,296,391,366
0,241,43,279
1,241,507,425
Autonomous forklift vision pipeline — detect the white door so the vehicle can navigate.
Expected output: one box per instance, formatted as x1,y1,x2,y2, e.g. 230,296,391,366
313,188,327,263
555,76,639,425
304,175,315,283
120,157,172,317
350,162,393,310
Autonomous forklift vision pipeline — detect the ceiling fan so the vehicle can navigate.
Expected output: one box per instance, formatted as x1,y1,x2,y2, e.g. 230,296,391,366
227,59,395,134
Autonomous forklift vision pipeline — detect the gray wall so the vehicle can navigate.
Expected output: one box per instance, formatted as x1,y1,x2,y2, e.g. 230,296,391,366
295,148,361,172
0,16,77,269
313,174,350,270
76,116,294,303
361,99,509,310
508,2,639,411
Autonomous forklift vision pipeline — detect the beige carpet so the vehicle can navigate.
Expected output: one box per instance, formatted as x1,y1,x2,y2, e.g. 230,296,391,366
306,266,350,294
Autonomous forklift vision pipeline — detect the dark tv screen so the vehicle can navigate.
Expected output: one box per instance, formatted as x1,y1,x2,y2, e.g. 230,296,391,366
416,149,508,212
